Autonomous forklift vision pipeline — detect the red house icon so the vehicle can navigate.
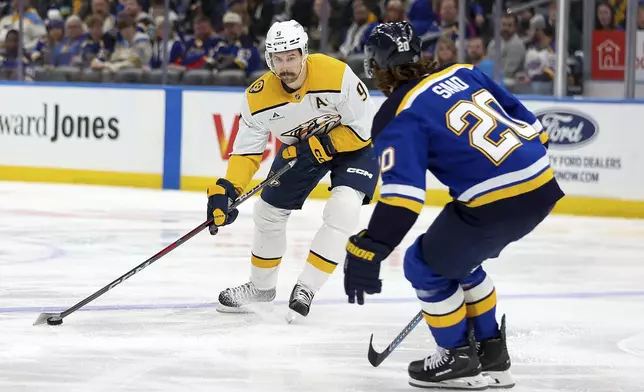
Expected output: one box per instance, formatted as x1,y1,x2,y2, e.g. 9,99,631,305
591,30,626,80
596,39,624,71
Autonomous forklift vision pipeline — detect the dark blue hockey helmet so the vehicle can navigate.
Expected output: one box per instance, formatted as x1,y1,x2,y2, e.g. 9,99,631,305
363,21,422,79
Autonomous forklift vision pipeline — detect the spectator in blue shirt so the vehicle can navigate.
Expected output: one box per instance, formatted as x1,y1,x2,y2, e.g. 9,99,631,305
182,15,220,69
207,12,261,74
31,18,65,66
150,15,184,69
52,15,86,66
82,15,114,66
467,36,494,78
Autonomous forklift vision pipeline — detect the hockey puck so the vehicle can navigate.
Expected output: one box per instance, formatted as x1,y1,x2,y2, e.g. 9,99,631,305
47,316,63,326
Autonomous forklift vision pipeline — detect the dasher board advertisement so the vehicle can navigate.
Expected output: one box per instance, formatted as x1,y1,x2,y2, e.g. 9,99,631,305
0,85,166,175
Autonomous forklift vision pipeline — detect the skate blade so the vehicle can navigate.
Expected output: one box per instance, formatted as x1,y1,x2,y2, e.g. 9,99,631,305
484,370,515,389
215,302,273,314
285,310,298,324
408,374,487,390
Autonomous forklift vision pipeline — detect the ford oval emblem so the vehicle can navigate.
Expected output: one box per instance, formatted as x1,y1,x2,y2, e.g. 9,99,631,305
535,108,599,149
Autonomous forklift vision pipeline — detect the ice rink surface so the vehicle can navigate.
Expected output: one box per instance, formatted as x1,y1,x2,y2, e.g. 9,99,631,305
1,181,644,392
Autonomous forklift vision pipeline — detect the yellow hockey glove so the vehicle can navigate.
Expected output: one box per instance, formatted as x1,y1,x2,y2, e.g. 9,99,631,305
206,178,240,235
282,134,337,164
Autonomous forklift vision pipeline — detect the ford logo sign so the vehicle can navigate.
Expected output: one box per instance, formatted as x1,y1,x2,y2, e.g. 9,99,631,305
535,109,599,148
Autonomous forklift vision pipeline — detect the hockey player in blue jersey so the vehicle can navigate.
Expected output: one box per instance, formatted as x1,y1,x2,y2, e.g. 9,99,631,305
343,22,564,390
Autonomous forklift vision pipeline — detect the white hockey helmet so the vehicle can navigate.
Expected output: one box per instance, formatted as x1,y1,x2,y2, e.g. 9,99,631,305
264,20,309,74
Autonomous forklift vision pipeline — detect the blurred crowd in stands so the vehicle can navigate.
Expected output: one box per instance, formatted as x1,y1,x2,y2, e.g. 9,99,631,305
0,0,639,94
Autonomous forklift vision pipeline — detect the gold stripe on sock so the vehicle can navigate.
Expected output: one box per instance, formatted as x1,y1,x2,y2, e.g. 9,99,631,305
423,302,467,328
466,289,497,318
306,250,338,274
251,253,282,269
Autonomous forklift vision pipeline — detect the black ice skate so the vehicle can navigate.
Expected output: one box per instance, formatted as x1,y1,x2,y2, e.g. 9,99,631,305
408,330,486,390
479,315,514,389
286,282,315,323
216,282,276,313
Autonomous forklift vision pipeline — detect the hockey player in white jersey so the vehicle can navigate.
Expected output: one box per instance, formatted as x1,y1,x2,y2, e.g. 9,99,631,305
206,20,379,321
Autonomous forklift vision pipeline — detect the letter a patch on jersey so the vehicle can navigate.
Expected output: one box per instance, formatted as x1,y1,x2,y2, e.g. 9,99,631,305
316,97,328,109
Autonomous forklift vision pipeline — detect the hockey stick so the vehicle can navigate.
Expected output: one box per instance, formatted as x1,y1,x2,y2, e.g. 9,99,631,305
367,310,423,367
33,159,297,326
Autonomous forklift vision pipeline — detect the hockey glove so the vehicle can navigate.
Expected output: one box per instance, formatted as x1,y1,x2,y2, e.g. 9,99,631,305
282,134,337,165
207,178,240,235
344,230,392,305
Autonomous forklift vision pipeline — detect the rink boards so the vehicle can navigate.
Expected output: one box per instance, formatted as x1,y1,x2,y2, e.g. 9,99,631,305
0,81,643,218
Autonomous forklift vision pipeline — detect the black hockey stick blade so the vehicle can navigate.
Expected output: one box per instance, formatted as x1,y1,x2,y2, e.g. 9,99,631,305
32,159,296,326
33,312,62,326
367,310,424,367
367,333,384,367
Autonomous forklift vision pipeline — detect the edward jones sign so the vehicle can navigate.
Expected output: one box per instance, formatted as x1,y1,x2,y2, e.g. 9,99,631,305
0,85,165,174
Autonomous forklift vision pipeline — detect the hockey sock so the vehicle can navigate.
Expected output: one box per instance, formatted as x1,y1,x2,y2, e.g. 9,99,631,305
417,282,469,349
298,186,363,292
299,248,337,291
249,199,290,290
250,254,282,290
460,267,499,341
404,236,468,348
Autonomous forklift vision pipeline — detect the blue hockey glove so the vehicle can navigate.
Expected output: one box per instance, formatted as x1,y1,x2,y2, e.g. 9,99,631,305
206,178,240,235
344,230,392,305
282,134,337,165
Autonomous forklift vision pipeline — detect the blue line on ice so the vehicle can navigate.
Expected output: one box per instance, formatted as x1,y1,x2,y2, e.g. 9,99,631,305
2,290,644,314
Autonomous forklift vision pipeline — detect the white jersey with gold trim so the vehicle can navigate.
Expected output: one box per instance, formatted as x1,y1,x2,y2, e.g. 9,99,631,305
231,54,376,155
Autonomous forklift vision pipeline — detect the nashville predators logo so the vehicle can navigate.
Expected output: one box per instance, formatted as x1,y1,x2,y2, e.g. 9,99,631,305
281,113,341,141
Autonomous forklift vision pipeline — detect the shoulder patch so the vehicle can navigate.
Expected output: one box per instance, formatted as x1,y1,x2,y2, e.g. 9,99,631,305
246,72,289,115
249,79,264,94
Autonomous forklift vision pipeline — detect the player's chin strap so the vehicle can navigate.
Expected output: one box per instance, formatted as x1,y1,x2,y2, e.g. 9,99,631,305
296,54,307,79
288,51,308,81
33,159,298,327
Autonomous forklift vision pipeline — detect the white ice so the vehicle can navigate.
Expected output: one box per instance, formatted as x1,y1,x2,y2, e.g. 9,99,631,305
1,181,644,392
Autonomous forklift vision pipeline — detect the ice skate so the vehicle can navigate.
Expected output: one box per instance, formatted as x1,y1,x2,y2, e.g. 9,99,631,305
408,330,486,390
479,315,514,389
216,282,276,313
286,282,315,323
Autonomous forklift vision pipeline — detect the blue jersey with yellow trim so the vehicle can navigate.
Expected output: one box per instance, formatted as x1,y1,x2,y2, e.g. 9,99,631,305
372,63,553,211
